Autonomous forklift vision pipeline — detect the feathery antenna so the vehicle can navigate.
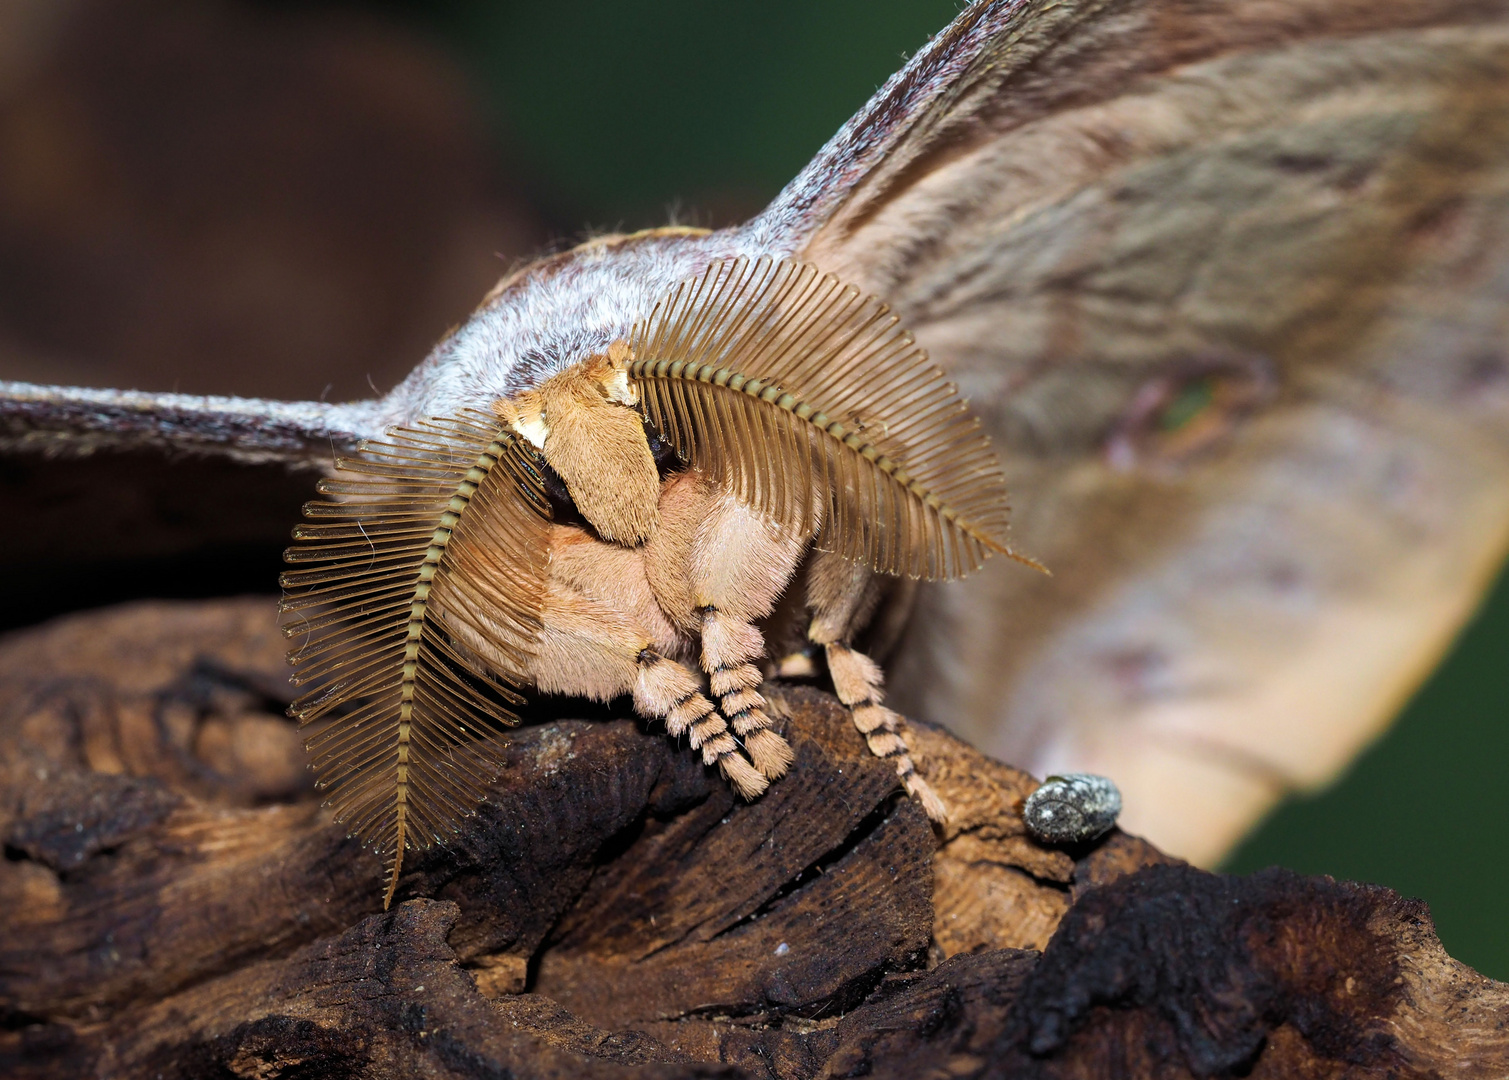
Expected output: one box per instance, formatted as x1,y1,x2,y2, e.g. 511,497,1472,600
280,410,551,907
630,256,1020,580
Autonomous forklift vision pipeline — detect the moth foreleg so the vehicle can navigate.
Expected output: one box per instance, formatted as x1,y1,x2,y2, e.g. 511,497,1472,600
805,551,946,822
698,610,792,779
528,597,767,799
504,526,768,799
632,648,767,798
681,488,805,781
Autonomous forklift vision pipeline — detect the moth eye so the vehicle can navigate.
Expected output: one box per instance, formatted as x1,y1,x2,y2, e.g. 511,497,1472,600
1024,772,1122,846
643,423,682,477
1105,355,1275,473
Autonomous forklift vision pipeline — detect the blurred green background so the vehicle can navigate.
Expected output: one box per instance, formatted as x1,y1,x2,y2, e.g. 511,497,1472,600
344,0,967,229
365,0,1507,977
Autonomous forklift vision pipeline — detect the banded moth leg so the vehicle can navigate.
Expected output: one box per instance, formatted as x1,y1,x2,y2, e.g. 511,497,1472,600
805,551,947,822
699,609,795,780
634,647,767,798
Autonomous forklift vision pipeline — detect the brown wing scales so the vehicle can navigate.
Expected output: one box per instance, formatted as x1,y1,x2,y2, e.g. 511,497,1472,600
280,409,551,907
629,256,1023,580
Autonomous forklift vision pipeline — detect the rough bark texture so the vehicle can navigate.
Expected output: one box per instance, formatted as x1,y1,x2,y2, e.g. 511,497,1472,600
1,598,1504,1079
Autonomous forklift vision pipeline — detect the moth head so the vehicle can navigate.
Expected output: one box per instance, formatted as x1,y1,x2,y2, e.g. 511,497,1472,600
495,340,659,545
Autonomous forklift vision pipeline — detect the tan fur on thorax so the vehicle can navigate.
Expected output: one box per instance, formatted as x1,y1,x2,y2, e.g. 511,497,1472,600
688,488,809,622
495,344,659,546
546,526,685,660
445,521,679,705
640,471,812,630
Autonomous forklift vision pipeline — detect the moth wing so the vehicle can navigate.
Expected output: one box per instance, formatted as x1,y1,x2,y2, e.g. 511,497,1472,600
0,379,377,465
751,0,1509,863
0,380,385,571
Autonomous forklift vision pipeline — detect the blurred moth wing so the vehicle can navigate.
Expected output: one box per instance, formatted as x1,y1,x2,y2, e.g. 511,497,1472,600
768,0,1509,860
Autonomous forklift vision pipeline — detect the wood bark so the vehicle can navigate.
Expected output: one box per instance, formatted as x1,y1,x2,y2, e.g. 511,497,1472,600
0,598,1504,1078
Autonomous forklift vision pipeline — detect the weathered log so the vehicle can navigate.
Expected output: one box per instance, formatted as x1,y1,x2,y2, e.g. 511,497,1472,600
0,599,1504,1078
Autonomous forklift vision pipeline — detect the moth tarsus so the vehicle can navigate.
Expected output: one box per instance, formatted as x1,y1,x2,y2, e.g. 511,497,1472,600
284,257,1021,900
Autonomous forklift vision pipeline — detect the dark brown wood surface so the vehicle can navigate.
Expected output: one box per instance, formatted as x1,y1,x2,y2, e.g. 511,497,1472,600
1,598,1504,1078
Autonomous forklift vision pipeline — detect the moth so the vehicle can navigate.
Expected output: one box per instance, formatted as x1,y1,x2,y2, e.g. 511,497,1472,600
277,256,1033,903
6,0,1509,876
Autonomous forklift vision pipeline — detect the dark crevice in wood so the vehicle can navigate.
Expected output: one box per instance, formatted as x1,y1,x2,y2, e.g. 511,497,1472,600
693,793,901,951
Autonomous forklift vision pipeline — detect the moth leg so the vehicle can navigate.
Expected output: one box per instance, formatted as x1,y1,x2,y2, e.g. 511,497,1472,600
449,523,767,798
632,648,767,799
806,550,947,822
680,486,806,781
699,609,793,779
527,579,767,799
